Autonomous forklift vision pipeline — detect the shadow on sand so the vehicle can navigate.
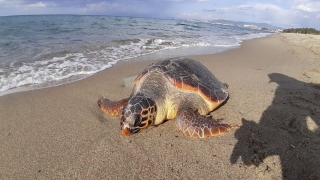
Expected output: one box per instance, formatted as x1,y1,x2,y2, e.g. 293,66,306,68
230,73,320,180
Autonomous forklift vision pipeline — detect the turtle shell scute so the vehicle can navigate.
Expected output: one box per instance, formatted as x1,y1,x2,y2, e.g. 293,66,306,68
134,58,228,102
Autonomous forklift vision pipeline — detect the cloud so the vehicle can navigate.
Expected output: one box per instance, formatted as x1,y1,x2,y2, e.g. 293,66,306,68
0,0,169,17
292,0,320,13
26,2,46,8
0,0,21,7
294,4,314,12
0,0,60,15
157,0,207,1
0,0,319,29
180,12,198,17
205,3,284,14
78,2,112,13
203,1,320,28
78,1,159,17
0,0,50,8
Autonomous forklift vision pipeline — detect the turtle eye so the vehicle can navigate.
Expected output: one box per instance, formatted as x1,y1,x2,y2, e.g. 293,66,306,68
120,110,137,127
130,128,140,134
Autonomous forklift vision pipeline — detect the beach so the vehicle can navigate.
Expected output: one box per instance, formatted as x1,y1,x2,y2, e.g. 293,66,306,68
0,33,319,179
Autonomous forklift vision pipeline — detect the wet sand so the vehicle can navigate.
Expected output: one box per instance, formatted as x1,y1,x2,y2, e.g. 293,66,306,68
0,33,319,179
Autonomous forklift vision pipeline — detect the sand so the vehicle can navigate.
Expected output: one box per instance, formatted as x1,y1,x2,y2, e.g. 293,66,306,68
0,33,319,179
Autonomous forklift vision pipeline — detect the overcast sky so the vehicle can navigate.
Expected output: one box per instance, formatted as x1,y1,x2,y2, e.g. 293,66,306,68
0,0,319,29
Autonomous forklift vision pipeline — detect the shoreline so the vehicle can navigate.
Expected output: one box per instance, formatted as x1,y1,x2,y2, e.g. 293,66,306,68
0,33,272,98
1,33,319,179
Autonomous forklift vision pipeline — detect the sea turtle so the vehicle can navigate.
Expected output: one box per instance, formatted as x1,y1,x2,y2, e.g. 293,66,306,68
98,58,237,138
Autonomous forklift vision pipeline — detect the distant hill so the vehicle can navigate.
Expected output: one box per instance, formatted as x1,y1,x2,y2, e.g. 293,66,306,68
208,19,283,30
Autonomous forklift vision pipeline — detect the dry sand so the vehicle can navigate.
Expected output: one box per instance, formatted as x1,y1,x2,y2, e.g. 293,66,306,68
0,33,319,179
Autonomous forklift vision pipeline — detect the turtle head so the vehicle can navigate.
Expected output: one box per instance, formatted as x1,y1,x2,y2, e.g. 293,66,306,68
120,93,157,136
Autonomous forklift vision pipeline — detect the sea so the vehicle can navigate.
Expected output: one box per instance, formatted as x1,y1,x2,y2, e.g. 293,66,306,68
0,15,272,96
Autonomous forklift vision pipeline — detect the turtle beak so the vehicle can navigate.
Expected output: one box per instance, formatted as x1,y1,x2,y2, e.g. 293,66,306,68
121,120,140,136
121,127,132,136
121,121,132,136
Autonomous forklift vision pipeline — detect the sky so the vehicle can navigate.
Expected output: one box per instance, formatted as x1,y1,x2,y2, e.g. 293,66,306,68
0,0,319,29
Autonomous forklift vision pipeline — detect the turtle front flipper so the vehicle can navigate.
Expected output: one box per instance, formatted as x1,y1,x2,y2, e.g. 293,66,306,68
98,98,129,116
176,109,238,138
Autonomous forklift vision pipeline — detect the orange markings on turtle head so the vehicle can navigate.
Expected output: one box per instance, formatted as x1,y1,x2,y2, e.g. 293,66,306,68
121,128,132,136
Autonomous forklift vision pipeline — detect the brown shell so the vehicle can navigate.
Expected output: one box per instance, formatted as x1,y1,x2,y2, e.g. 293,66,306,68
134,58,228,103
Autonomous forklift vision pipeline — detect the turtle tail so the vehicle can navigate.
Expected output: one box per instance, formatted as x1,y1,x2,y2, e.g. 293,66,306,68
176,108,238,138
98,98,129,116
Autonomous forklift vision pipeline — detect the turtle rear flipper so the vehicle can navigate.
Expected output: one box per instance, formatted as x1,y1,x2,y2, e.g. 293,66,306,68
176,108,238,138
98,98,129,116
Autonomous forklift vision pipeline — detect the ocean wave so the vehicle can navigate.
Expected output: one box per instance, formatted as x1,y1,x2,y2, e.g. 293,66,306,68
0,33,270,94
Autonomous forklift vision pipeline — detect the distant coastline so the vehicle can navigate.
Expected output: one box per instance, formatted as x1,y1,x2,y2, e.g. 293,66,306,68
282,28,320,35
